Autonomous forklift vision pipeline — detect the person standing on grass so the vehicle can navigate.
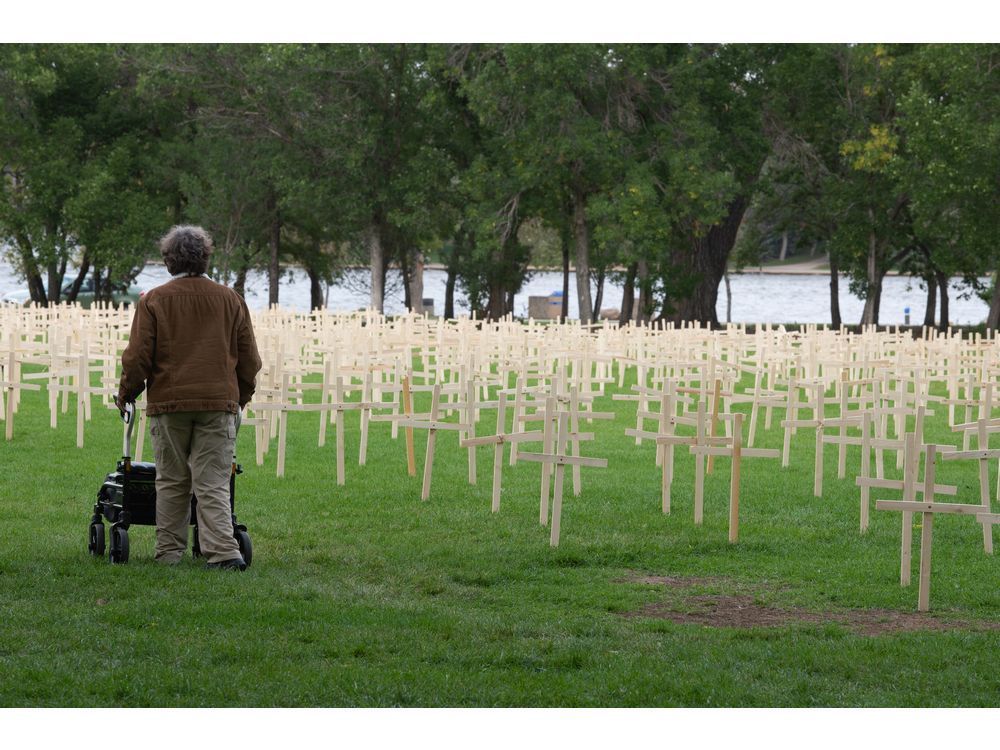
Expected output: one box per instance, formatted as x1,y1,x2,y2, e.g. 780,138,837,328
114,225,262,571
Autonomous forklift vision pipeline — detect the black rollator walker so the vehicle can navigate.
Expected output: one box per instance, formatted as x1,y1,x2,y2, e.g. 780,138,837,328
88,404,253,566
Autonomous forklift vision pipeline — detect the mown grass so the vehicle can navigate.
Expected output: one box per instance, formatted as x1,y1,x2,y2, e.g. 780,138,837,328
1,364,999,707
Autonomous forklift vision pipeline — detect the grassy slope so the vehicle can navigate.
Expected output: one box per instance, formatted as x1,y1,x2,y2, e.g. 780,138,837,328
1,366,998,707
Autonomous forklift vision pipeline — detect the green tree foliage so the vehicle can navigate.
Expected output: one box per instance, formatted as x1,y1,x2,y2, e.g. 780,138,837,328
0,44,177,304
739,44,999,329
896,44,1000,328
1,43,997,326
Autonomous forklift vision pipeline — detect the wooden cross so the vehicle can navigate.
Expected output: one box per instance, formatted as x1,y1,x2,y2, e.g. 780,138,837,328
518,401,609,547
685,411,779,542
652,395,715,524
949,383,1000,555
251,372,363,483
42,337,115,448
460,391,544,513
396,383,471,501
876,441,984,611
780,382,862,497
624,380,694,514
521,384,614,498
1,339,41,441
854,411,914,533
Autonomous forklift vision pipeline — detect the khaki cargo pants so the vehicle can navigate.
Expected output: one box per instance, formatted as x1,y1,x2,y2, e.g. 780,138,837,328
149,411,242,565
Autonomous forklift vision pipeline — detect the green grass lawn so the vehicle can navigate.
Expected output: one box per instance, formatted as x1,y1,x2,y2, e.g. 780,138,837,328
1,366,999,707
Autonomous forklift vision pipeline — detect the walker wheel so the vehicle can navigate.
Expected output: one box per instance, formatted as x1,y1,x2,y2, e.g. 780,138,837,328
109,526,129,564
88,522,106,556
235,529,253,568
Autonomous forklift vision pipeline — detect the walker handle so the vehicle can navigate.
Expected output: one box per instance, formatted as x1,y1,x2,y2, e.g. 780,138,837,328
122,403,135,459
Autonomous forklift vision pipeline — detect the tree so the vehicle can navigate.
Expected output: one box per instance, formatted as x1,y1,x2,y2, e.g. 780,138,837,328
455,44,636,323
0,44,178,304
896,44,1000,329
745,44,924,327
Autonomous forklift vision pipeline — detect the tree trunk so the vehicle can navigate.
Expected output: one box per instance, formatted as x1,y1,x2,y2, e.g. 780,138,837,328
723,272,732,324
409,250,424,315
488,275,506,320
829,252,842,330
11,189,46,303
307,265,324,311
779,231,789,261
620,263,637,325
366,223,385,313
859,227,880,326
17,245,46,305
935,268,949,331
633,258,649,325
923,275,937,329
65,250,91,303
987,271,1000,333
571,188,593,325
47,261,62,305
44,220,63,304
100,267,114,304
267,193,281,308
400,249,412,311
444,266,456,320
234,266,248,299
591,267,605,322
561,226,571,322
667,196,748,327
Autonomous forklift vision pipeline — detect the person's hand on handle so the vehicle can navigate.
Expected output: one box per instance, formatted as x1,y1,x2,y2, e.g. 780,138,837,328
113,394,134,422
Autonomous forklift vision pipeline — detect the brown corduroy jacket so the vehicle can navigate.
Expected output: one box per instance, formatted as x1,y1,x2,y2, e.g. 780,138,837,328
117,275,262,415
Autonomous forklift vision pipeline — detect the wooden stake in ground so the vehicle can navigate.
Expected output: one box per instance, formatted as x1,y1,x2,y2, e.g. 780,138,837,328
418,383,442,502
706,378,723,475
537,396,557,525
729,412,743,543
548,412,570,547
402,375,416,477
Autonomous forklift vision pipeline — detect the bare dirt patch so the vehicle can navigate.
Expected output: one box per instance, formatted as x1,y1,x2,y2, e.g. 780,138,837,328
621,575,729,588
619,573,1000,636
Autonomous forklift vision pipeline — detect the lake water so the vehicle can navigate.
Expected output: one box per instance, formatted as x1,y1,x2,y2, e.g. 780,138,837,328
0,259,990,325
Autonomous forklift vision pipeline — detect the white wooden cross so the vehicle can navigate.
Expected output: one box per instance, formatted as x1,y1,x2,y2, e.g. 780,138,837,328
685,411,780,542
460,391,544,513
949,382,1000,555
43,337,116,448
780,382,862,497
518,398,609,547
876,441,984,611
396,383,471,501
623,380,694,514
1,336,42,441
520,383,614,498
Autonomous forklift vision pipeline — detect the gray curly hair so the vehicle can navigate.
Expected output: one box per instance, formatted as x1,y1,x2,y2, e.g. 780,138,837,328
160,225,213,276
